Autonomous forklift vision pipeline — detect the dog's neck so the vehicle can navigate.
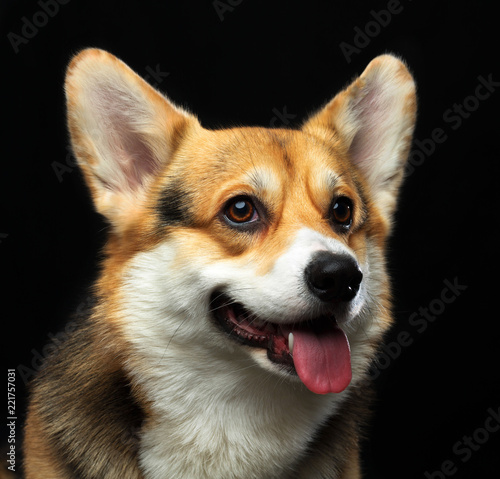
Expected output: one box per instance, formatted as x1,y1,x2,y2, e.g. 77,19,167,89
124,340,345,479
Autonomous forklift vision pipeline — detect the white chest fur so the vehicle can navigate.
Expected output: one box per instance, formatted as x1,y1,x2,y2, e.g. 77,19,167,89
133,349,344,479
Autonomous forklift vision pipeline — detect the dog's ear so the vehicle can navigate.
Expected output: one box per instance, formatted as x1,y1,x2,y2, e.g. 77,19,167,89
65,48,198,228
303,54,416,215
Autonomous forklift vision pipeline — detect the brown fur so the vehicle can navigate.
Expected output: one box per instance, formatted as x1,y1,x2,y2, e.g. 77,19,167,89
24,311,145,478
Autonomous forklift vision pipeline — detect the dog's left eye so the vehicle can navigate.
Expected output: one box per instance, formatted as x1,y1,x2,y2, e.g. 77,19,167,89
331,196,353,228
224,196,258,224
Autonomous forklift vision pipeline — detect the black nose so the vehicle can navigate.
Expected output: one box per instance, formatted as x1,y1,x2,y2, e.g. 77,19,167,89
305,251,363,303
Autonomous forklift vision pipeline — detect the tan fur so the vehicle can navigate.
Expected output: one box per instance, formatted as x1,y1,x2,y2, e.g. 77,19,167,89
340,450,361,479
24,49,416,478
23,408,68,479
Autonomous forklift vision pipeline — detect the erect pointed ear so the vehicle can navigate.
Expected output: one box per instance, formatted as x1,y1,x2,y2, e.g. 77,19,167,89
65,48,199,228
303,54,417,215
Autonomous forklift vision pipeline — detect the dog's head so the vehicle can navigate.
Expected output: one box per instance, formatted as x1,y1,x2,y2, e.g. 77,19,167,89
66,49,416,395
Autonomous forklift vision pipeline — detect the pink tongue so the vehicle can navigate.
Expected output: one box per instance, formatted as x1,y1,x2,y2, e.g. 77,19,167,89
292,325,352,394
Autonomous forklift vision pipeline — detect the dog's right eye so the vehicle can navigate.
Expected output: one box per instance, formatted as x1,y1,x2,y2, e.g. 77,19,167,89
224,196,258,225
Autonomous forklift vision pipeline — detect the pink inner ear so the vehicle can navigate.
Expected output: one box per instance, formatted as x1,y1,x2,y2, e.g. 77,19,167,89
344,76,407,192
114,118,157,190
89,84,160,192
349,86,390,169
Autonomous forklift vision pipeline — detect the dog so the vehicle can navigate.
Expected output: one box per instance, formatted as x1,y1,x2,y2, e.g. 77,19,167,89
23,49,416,478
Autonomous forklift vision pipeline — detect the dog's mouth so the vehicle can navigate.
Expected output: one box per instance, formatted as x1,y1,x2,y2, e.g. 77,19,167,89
210,292,352,394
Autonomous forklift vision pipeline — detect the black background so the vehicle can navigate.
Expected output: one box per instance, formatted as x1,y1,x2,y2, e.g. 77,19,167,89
2,0,499,477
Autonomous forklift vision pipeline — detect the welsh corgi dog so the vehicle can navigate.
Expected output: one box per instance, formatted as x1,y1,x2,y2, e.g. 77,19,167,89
24,49,416,479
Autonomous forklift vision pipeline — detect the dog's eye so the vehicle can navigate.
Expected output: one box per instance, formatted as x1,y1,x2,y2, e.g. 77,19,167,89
331,197,353,228
225,197,258,224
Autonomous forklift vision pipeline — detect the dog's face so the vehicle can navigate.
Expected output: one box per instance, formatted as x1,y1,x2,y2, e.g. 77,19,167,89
66,50,416,396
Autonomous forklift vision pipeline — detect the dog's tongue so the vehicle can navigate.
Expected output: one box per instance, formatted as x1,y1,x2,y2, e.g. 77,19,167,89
292,323,352,394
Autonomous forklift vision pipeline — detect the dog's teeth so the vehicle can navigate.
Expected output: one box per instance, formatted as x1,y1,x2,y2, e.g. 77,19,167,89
288,333,294,356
